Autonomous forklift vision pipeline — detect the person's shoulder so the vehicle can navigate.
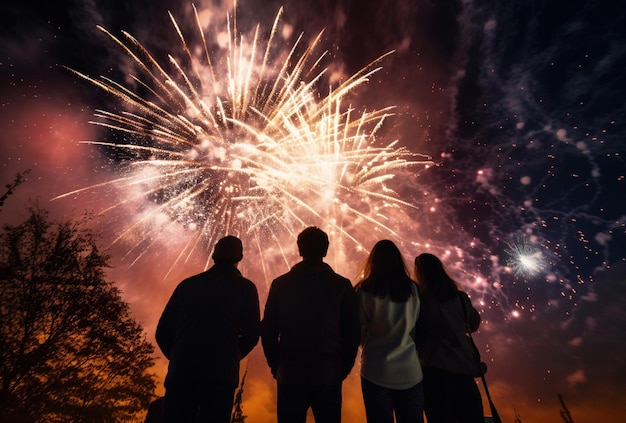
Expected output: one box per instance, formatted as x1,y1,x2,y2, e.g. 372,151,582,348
239,275,258,291
274,260,313,280
177,271,208,286
170,271,207,296
332,266,351,282
355,283,372,301
335,273,352,286
456,289,472,302
216,266,256,288
327,270,354,293
266,270,291,290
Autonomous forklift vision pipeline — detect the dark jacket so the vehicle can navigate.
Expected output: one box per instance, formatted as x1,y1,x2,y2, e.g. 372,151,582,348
261,260,360,385
415,290,481,376
156,263,260,389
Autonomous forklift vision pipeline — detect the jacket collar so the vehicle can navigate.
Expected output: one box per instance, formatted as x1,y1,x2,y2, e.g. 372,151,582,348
291,260,332,274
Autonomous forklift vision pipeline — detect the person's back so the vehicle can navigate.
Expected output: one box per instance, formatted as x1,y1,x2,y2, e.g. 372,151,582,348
356,240,424,423
358,282,421,388
413,253,483,423
261,227,360,423
263,259,358,384
158,263,259,387
156,236,260,423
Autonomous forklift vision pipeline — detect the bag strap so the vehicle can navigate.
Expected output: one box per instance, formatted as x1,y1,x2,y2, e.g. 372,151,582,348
458,292,482,364
459,293,502,423
471,332,502,423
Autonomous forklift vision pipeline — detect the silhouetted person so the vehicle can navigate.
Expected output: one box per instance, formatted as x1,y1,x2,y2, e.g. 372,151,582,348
413,253,484,423
261,226,360,423
156,236,260,423
356,240,424,423
143,397,163,423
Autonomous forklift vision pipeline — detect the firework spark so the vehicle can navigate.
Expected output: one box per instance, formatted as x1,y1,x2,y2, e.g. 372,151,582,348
505,238,546,277
55,5,432,278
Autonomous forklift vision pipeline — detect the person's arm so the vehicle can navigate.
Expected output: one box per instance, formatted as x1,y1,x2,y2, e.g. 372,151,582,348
459,291,481,333
340,281,361,379
155,289,178,360
355,286,369,345
467,303,481,332
260,281,280,377
239,282,261,358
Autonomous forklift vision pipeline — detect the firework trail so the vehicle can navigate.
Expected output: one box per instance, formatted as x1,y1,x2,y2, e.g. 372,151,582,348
55,5,432,280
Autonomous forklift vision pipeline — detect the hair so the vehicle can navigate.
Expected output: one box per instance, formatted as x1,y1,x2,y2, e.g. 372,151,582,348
414,253,459,301
211,235,243,264
297,226,329,260
358,240,416,302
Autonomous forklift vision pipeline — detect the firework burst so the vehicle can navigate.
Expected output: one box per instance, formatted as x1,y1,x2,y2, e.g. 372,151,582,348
55,5,432,278
505,238,546,277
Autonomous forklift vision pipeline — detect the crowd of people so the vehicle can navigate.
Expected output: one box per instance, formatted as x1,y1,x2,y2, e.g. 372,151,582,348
153,226,485,423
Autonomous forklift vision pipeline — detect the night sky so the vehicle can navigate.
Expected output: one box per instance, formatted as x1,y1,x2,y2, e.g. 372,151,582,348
2,1,625,422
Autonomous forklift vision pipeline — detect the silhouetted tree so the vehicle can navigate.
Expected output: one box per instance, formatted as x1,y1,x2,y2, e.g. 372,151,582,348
0,170,31,212
230,369,247,423
0,205,156,422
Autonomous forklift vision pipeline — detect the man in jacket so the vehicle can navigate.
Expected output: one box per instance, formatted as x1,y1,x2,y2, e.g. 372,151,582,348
156,235,260,423
261,227,360,423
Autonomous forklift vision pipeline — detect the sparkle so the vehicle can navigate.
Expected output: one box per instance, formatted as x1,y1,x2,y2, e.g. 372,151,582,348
54,6,432,277
505,238,545,277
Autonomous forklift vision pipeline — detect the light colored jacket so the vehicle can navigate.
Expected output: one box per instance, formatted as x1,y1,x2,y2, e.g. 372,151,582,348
357,283,422,389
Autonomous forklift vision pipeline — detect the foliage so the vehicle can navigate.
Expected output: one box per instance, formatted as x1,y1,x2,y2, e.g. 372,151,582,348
0,205,156,422
230,370,247,423
0,170,31,212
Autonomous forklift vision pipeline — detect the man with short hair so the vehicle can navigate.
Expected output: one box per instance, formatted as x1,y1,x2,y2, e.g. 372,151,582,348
261,227,360,423
156,235,260,423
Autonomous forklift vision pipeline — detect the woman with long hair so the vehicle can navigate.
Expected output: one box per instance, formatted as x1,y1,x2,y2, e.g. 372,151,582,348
414,253,484,423
356,240,424,423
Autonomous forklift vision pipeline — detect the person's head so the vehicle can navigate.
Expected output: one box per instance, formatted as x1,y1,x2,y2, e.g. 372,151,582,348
212,235,243,265
297,226,329,261
359,240,414,302
362,239,407,280
414,253,458,300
